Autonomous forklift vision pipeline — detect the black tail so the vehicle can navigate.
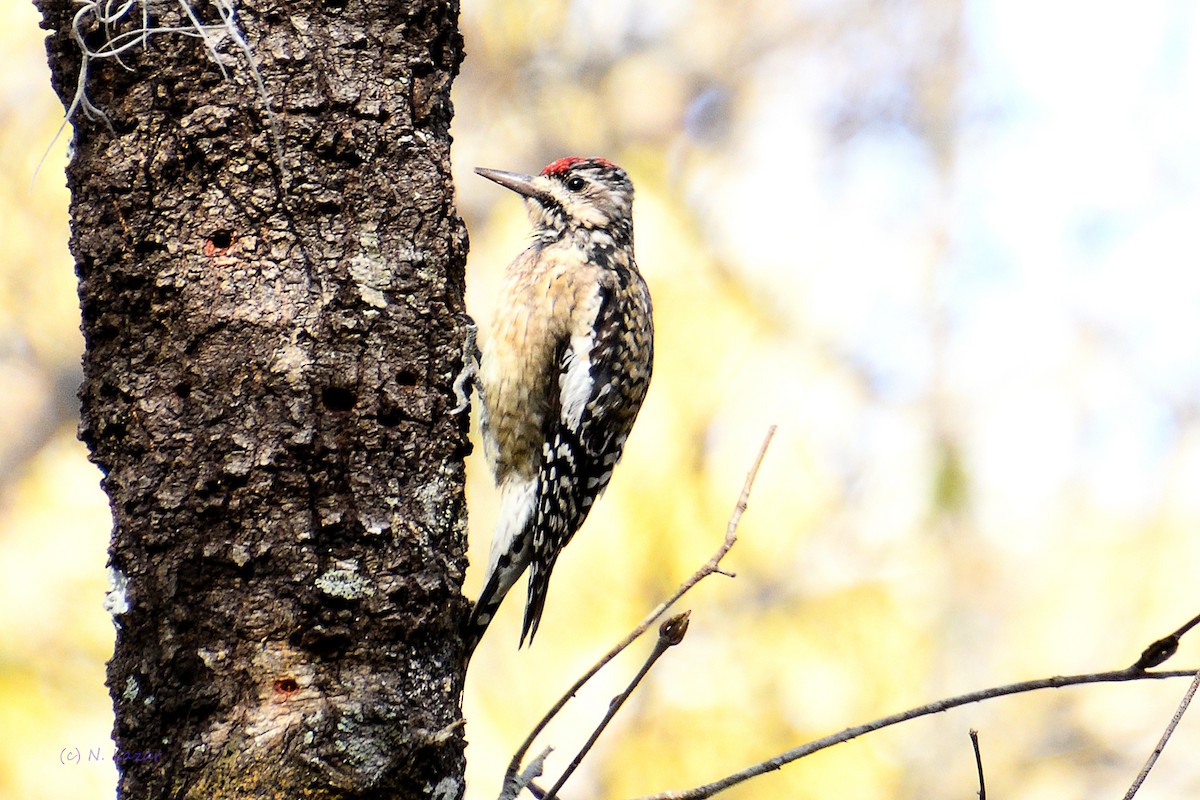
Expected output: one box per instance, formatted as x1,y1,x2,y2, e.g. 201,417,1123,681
465,569,508,657
518,555,559,647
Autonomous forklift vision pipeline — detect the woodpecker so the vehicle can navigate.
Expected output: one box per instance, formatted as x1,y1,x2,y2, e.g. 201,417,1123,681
467,157,654,651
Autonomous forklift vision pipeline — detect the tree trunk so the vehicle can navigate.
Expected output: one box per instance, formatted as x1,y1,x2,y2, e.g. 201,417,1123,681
35,1,470,797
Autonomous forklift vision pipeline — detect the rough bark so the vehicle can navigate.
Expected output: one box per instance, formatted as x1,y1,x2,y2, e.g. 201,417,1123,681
35,1,470,797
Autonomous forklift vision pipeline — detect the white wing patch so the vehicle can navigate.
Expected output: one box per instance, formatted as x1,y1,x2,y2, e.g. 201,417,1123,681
559,331,595,430
488,475,537,579
559,289,604,430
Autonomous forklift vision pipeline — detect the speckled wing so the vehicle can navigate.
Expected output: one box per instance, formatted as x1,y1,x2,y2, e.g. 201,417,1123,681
520,265,654,644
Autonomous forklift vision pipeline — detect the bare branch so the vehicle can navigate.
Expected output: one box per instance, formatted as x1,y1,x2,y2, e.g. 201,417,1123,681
541,613,692,800
1131,610,1200,671
502,425,776,790
630,668,1200,800
1121,668,1200,800
499,747,554,800
968,729,985,800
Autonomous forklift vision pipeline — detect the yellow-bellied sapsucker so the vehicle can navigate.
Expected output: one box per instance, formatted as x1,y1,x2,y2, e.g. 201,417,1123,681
467,157,654,650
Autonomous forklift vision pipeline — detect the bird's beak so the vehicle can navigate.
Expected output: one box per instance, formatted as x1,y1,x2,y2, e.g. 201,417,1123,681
475,167,545,201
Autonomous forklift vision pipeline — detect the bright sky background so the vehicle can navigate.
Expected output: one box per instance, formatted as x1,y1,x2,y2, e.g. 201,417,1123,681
679,0,1200,530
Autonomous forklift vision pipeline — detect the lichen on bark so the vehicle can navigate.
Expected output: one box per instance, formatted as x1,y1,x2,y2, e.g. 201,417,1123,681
35,1,471,796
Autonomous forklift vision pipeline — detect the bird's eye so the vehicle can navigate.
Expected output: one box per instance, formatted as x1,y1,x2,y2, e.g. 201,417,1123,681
565,176,586,192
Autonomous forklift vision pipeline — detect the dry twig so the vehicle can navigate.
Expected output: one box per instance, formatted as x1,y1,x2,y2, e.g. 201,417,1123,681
1131,611,1200,671
1121,667,1200,800
498,747,553,800
500,437,1199,800
629,667,1199,800
968,729,985,800
541,613,692,800
501,425,776,796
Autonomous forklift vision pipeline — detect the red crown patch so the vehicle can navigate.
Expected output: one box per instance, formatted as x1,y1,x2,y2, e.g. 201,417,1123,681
540,157,615,176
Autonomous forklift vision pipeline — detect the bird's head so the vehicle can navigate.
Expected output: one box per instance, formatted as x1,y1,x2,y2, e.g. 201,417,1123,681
476,157,634,242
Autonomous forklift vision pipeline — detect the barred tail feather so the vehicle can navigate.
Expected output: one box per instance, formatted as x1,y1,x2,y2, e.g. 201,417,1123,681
466,476,536,654
519,556,557,647
466,565,510,654
470,427,627,651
